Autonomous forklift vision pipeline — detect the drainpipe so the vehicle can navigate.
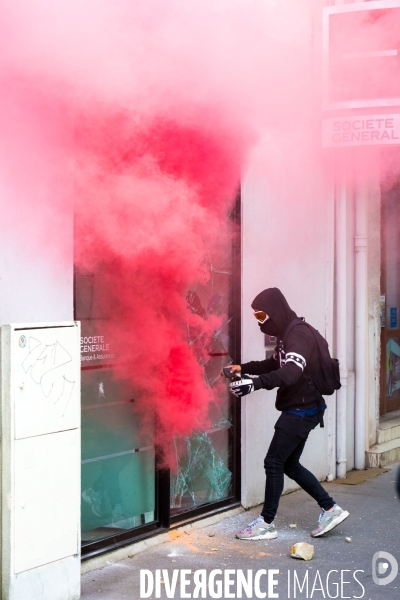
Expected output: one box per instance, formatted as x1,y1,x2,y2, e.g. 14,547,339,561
354,182,367,469
336,179,348,479
326,170,336,481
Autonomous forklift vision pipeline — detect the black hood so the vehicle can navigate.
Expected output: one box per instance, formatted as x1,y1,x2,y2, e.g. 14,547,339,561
251,288,298,336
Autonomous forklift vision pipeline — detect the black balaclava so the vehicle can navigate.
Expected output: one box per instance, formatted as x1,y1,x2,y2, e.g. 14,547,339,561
251,287,298,336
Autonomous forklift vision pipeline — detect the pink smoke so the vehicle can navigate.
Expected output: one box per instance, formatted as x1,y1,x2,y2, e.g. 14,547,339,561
0,0,332,464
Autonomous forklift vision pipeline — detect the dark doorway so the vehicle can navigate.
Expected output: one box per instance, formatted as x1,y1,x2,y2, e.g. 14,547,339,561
380,179,400,415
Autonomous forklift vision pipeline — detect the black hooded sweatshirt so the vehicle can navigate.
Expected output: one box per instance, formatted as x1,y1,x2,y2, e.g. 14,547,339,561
240,288,320,411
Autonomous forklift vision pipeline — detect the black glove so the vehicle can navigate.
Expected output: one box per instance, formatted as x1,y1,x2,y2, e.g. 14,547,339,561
228,375,262,397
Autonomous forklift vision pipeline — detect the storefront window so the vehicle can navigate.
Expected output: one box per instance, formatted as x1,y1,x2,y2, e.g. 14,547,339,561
81,368,155,541
381,178,400,414
75,199,240,555
75,274,156,547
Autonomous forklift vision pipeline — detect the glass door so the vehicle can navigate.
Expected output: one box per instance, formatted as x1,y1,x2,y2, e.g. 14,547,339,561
170,207,239,519
380,179,400,415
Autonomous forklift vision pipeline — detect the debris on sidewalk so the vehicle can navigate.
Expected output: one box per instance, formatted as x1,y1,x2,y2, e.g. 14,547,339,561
290,542,314,561
289,524,297,528
345,537,352,543
81,467,399,600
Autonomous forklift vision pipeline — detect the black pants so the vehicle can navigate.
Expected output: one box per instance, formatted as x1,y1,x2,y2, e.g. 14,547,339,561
261,412,335,524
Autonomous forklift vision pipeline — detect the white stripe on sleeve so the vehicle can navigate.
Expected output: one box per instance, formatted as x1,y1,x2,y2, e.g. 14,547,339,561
285,352,306,371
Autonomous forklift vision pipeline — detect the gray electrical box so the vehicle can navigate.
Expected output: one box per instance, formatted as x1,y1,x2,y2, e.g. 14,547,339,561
0,322,81,600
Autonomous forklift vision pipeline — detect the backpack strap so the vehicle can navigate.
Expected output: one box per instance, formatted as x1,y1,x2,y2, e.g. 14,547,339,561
281,318,325,428
281,318,305,343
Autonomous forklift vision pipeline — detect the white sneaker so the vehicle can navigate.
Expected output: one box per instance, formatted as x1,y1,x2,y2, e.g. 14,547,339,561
236,516,278,541
311,504,349,537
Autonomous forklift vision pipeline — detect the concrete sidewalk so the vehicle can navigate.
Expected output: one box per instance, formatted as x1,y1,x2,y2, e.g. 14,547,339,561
81,464,400,599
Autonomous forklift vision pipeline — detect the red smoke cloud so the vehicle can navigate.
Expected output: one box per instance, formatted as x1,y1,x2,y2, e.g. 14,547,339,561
0,0,323,463
74,109,241,454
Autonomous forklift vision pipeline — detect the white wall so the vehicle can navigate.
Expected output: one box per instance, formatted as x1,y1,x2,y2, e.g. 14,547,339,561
0,128,74,325
0,239,74,325
366,171,381,448
241,132,331,508
240,138,383,508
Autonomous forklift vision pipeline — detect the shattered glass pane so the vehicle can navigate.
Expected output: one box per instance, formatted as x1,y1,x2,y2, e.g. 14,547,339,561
170,429,232,510
171,210,236,513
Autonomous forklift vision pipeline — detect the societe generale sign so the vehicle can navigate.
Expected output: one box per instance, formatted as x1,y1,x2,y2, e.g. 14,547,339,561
323,114,400,147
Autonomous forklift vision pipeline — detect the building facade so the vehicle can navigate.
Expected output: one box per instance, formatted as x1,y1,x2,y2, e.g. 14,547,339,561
241,0,400,509
1,0,399,562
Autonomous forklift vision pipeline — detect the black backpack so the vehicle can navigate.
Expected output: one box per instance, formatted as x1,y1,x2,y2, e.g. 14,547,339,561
282,318,341,426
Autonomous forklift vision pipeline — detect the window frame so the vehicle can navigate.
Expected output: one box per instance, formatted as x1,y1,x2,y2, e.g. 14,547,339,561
76,190,242,561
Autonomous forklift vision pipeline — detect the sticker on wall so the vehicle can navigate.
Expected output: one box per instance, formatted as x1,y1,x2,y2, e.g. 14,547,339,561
390,307,398,329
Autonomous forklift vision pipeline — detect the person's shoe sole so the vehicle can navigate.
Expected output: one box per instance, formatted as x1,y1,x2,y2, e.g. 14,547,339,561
236,531,278,541
311,510,350,537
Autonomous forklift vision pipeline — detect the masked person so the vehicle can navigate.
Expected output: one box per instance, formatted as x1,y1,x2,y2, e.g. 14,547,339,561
226,288,349,540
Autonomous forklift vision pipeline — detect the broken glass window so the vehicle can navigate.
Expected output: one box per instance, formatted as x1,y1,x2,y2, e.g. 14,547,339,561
171,209,236,513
